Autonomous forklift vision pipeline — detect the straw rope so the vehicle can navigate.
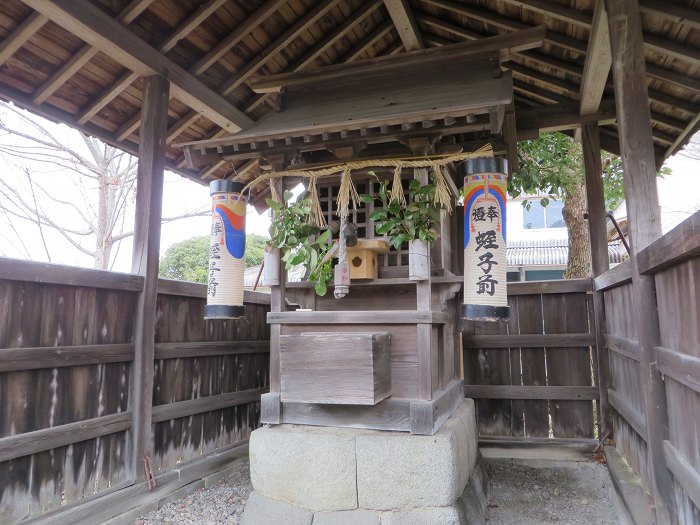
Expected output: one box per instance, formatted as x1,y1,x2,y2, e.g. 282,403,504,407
242,146,493,216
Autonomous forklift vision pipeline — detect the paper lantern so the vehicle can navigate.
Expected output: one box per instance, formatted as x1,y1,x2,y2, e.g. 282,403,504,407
461,157,510,322
205,180,246,319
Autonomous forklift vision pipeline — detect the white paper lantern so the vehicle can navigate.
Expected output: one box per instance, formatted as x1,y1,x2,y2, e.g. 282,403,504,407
461,157,510,322
204,180,246,319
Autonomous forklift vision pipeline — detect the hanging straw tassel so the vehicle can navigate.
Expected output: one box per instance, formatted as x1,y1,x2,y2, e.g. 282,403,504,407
389,162,406,206
336,167,360,218
307,174,327,228
431,162,454,213
269,178,282,205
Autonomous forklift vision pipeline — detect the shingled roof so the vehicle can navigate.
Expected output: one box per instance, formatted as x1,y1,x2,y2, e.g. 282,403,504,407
0,0,698,190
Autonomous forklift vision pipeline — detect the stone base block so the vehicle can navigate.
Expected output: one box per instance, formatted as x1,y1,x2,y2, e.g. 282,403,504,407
243,399,488,524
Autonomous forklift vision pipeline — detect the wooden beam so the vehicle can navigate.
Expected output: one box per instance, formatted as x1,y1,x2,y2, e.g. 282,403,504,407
31,0,155,105
250,25,546,93
78,0,227,125
162,0,344,142
463,333,596,348
0,344,134,372
593,258,633,291
499,0,591,28
0,256,144,290
22,0,253,133
503,277,592,294
240,0,385,115
607,2,674,521
663,440,700,511
605,446,657,524
516,103,616,132
656,346,700,395
267,310,447,324
665,112,700,160
579,1,611,115
0,412,131,463
582,123,610,276
383,0,425,51
463,385,599,400
608,388,648,441
640,0,700,31
606,334,641,362
0,11,47,66
151,387,268,423
130,75,169,480
154,340,269,360
190,0,288,76
638,209,700,274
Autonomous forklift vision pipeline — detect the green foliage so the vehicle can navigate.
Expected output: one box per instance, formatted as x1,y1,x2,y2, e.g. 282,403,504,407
510,131,668,211
363,176,442,249
244,233,268,268
159,236,209,283
159,233,270,284
266,191,333,296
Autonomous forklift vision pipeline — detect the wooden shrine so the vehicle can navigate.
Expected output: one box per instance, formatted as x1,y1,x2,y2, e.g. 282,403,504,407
178,31,538,435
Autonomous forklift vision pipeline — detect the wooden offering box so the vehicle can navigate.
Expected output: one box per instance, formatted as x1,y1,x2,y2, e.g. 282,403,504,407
280,332,391,405
346,239,390,280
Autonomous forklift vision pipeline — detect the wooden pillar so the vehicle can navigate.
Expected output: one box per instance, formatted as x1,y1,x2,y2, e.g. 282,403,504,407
606,1,674,522
581,122,612,435
261,159,286,424
130,75,169,480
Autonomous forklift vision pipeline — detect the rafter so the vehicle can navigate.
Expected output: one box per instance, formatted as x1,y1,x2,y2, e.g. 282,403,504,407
639,0,700,32
31,0,155,105
189,0,289,76
22,0,253,133
0,12,48,66
163,0,349,144
77,0,229,125
383,0,425,51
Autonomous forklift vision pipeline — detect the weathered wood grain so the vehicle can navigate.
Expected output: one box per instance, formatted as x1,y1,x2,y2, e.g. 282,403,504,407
0,257,143,291
0,412,131,463
463,333,596,348
594,259,633,291
0,343,134,371
663,440,700,512
279,332,391,405
153,340,269,359
464,385,599,400
608,388,648,442
269,310,446,324
638,209,700,275
151,387,268,423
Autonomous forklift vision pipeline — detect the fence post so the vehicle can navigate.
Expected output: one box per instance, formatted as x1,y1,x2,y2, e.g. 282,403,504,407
130,74,169,481
606,0,675,521
581,122,612,436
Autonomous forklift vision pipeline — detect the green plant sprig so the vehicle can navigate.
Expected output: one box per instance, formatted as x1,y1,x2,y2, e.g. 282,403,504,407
266,190,334,296
361,177,442,249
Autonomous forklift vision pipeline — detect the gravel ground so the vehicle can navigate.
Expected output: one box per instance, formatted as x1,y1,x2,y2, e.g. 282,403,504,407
134,461,252,525
134,457,621,524
485,460,621,524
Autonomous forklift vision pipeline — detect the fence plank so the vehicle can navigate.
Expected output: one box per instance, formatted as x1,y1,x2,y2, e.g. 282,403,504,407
506,278,592,295
608,388,648,441
663,440,700,511
463,333,596,348
0,413,131,463
594,259,633,291
0,257,143,291
656,345,700,395
0,344,134,372
638,209,700,274
606,334,641,362
151,387,268,423
463,385,599,400
154,340,269,359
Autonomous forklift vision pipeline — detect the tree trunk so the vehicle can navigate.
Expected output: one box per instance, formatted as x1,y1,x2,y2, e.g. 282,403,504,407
562,179,592,278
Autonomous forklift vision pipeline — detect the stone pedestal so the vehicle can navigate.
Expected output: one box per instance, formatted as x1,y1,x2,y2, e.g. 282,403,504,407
242,400,488,525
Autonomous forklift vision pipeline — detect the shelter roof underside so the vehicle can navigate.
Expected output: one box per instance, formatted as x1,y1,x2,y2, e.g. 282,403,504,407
0,0,698,202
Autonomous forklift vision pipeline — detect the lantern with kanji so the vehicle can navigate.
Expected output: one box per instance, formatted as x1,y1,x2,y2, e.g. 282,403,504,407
204,180,247,319
461,157,510,321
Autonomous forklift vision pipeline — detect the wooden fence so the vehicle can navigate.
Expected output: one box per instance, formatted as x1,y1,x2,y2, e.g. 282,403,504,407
463,278,598,443
0,259,270,525
594,210,700,524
